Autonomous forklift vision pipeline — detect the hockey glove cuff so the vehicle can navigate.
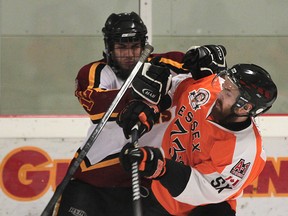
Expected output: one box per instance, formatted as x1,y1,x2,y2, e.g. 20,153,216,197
132,62,172,105
120,143,166,179
116,100,160,139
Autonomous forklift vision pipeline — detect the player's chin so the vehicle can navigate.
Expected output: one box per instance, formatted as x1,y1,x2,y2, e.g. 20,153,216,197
210,102,222,120
125,62,137,68
122,66,137,74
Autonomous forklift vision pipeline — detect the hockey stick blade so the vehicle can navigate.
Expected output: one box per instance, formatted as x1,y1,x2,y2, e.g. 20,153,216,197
40,44,154,216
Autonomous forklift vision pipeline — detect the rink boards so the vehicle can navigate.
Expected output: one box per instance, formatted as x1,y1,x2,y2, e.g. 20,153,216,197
0,115,287,216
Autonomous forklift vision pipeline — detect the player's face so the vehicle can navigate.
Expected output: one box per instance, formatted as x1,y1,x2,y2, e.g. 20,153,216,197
211,75,240,123
112,41,142,72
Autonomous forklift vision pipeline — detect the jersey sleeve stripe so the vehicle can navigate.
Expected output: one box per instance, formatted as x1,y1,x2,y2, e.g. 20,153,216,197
80,157,120,171
88,63,97,89
90,112,118,122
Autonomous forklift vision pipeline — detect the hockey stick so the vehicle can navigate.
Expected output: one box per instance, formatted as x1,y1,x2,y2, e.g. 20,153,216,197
130,125,142,216
41,44,154,216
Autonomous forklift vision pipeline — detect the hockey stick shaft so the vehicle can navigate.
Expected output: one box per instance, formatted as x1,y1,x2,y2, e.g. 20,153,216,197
41,44,154,216
131,125,142,216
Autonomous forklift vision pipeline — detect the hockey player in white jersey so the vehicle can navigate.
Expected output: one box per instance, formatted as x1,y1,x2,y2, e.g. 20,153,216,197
55,11,185,216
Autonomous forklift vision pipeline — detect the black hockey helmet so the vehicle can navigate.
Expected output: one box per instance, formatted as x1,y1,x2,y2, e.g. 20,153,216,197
102,12,147,59
226,64,277,116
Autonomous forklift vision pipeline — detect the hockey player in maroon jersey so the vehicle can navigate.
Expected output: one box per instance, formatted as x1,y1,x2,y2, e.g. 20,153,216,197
55,12,185,216
117,45,278,215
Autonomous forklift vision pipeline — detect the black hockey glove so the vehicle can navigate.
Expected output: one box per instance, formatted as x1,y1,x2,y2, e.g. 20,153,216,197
120,142,166,179
132,62,172,105
116,100,160,139
182,45,227,80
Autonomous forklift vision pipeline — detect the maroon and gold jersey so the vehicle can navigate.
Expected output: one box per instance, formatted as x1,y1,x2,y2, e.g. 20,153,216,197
73,51,185,187
152,75,266,215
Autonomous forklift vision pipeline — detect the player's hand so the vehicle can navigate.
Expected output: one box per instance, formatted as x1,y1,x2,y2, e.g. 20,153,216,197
182,45,227,80
132,62,172,105
120,142,166,179
116,100,160,139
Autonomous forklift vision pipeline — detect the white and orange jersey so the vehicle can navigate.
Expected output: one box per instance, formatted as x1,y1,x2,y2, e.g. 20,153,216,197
152,75,266,215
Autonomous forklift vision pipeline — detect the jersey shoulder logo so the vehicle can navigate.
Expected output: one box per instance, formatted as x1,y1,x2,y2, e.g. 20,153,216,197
230,158,251,179
188,88,210,111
